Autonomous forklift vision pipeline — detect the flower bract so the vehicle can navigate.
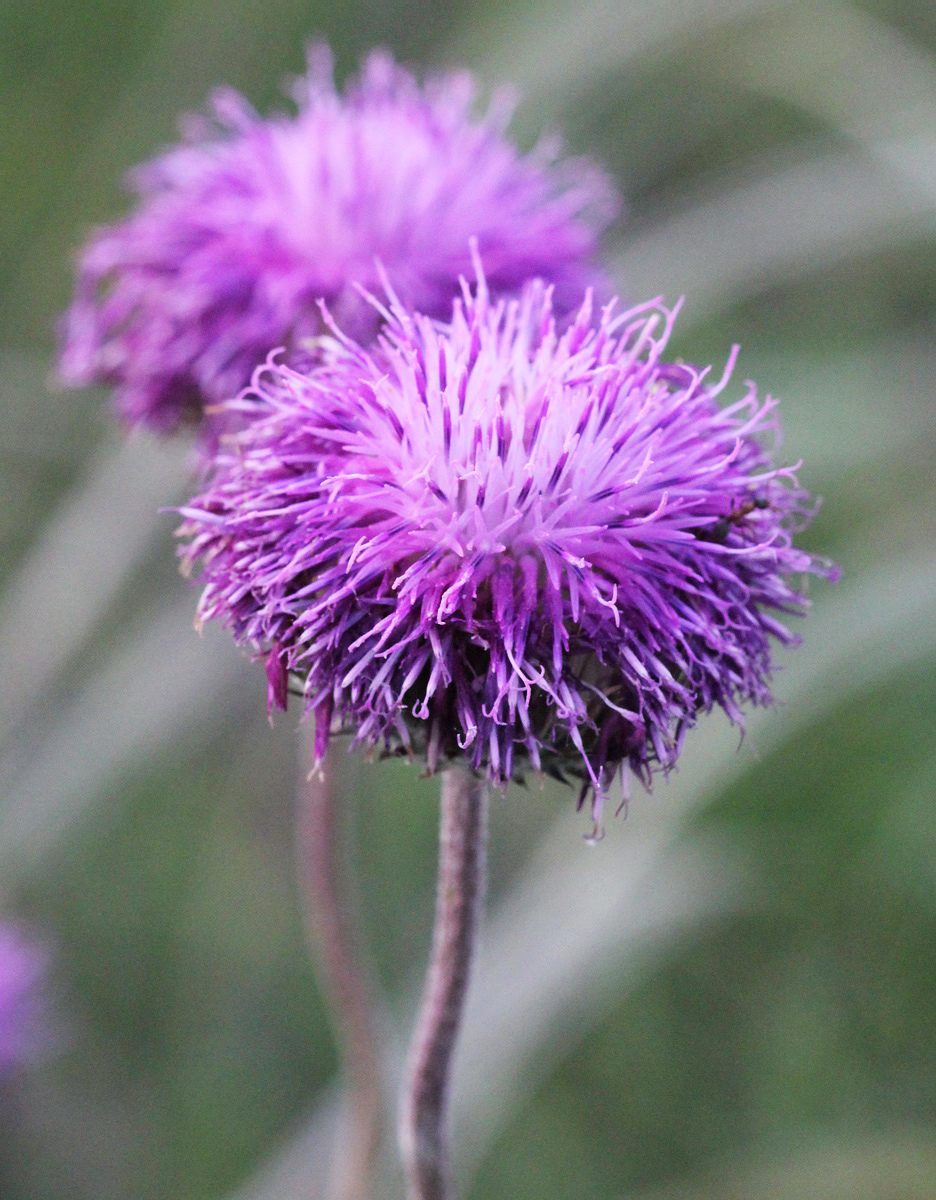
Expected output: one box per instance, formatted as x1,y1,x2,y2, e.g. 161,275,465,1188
60,46,615,435
179,277,834,815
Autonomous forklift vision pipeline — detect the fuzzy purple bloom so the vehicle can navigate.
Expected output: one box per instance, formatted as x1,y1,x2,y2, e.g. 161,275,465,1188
178,277,833,814
60,46,615,436
0,925,48,1073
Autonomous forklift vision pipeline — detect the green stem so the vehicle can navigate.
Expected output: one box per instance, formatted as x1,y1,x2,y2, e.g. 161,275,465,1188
400,764,488,1200
297,734,383,1200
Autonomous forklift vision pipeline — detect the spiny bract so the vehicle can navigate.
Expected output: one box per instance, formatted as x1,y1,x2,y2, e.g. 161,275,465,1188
179,275,832,817
60,47,615,436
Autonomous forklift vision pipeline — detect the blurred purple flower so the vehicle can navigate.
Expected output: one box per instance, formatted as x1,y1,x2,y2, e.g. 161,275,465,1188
60,46,615,435
178,276,834,816
0,925,48,1073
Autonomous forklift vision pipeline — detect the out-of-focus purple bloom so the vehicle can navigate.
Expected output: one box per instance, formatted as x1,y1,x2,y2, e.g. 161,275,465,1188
0,925,48,1073
60,46,616,436
178,275,834,816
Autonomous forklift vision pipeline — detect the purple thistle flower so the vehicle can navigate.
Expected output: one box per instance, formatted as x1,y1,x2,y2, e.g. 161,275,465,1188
178,276,834,817
0,924,48,1073
60,46,615,436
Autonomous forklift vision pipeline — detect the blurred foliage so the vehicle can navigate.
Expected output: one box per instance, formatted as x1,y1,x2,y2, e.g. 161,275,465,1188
2,1,936,1198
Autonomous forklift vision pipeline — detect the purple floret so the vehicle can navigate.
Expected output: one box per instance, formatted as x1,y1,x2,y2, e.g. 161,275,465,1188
60,46,616,436
0,924,48,1073
179,275,834,815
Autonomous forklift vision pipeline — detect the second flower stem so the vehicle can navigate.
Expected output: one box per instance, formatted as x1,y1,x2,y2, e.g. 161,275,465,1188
297,734,383,1200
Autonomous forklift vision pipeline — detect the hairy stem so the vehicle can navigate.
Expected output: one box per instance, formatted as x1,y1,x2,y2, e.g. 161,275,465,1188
297,733,383,1200
400,764,489,1200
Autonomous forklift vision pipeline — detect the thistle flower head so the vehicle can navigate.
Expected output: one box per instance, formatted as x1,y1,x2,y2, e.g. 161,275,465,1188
0,924,48,1072
60,46,615,435
179,276,833,816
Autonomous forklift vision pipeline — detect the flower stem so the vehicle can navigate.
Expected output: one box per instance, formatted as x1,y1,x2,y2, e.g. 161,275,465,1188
297,733,383,1200
400,764,488,1200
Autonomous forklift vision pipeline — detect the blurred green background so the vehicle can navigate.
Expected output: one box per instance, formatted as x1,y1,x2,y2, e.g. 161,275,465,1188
2,1,936,1197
